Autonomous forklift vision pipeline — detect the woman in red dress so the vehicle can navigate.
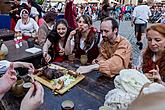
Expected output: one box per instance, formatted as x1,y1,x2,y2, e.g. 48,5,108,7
43,19,72,62
65,15,101,63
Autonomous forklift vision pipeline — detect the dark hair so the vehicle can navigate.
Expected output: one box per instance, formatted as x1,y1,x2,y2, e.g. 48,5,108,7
77,14,92,26
47,19,71,44
55,19,69,29
102,17,119,35
138,0,143,4
43,11,57,23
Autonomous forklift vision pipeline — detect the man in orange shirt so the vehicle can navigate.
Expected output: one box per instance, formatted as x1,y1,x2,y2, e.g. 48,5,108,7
77,17,132,77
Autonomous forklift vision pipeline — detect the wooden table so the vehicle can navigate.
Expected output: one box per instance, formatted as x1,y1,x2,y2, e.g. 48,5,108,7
0,62,115,110
4,40,43,68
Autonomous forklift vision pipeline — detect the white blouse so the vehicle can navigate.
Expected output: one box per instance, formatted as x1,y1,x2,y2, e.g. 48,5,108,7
15,18,39,36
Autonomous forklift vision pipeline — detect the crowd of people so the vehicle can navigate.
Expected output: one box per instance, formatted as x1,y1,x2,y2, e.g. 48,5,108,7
0,0,165,109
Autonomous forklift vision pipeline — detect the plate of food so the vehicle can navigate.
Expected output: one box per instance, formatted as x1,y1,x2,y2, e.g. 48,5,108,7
33,64,85,94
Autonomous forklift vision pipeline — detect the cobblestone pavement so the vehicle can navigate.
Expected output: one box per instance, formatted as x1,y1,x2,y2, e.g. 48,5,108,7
93,20,151,66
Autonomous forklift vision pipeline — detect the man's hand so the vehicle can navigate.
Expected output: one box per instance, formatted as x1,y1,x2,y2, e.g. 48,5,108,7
0,63,17,94
20,82,44,110
76,64,99,74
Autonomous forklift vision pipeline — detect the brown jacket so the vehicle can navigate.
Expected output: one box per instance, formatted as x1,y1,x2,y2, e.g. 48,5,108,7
96,35,132,77
37,22,51,46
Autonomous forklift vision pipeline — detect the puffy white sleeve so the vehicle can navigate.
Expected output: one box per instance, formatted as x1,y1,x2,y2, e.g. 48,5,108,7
0,60,11,75
14,19,22,32
31,18,39,32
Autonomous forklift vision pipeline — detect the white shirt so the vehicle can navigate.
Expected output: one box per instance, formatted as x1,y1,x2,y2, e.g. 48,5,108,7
70,35,102,53
132,5,151,24
30,7,39,18
0,60,10,74
15,18,39,35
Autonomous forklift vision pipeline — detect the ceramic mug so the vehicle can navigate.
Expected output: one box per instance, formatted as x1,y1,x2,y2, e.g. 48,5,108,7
0,50,5,60
61,100,74,110
80,55,88,65
23,82,32,93
68,53,75,63
12,79,25,97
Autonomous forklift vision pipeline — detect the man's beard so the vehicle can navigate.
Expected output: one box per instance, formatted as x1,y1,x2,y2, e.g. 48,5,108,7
102,36,109,42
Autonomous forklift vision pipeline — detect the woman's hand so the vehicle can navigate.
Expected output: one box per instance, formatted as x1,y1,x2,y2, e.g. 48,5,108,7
69,30,76,38
20,81,44,110
43,53,51,63
59,48,65,56
149,65,162,83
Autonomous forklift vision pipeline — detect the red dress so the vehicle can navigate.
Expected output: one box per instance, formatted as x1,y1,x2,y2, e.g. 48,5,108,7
51,43,65,62
74,27,100,63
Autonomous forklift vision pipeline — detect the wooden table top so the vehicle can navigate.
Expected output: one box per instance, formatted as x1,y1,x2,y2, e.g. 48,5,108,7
1,61,115,110
4,40,42,62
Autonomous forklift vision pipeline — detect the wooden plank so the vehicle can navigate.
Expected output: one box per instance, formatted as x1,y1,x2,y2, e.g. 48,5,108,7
33,75,85,94
58,75,85,94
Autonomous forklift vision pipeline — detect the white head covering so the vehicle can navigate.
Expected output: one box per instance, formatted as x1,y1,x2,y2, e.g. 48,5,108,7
20,9,29,18
20,0,28,5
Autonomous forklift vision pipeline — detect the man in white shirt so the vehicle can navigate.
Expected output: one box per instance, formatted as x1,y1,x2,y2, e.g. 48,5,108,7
131,0,151,50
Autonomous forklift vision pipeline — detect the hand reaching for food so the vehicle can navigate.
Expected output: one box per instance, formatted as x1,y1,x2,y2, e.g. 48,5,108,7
76,64,99,74
43,53,51,63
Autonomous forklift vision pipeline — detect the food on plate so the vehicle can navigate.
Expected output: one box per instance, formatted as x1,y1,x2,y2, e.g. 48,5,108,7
50,74,76,90
68,70,79,77
43,66,64,79
52,79,64,90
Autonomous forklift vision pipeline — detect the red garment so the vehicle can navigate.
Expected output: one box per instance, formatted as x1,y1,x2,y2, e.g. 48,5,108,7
52,43,65,62
142,59,156,73
74,27,99,63
10,18,16,31
64,1,77,29
22,36,30,40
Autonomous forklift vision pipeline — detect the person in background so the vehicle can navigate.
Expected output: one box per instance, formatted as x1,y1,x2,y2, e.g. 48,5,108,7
64,0,77,29
65,15,101,63
15,9,39,40
9,0,20,31
28,0,45,26
0,63,44,110
76,17,132,77
27,2,39,23
131,0,151,50
37,11,57,46
100,0,113,21
43,19,72,63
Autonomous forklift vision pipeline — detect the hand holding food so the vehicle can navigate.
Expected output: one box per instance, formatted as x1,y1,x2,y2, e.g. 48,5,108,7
20,82,44,110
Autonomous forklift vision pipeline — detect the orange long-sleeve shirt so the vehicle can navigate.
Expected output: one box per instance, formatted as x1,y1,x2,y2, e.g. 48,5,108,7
96,35,132,77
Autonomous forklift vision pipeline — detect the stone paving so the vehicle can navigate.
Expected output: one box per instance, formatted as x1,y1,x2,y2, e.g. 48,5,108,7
93,20,150,66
